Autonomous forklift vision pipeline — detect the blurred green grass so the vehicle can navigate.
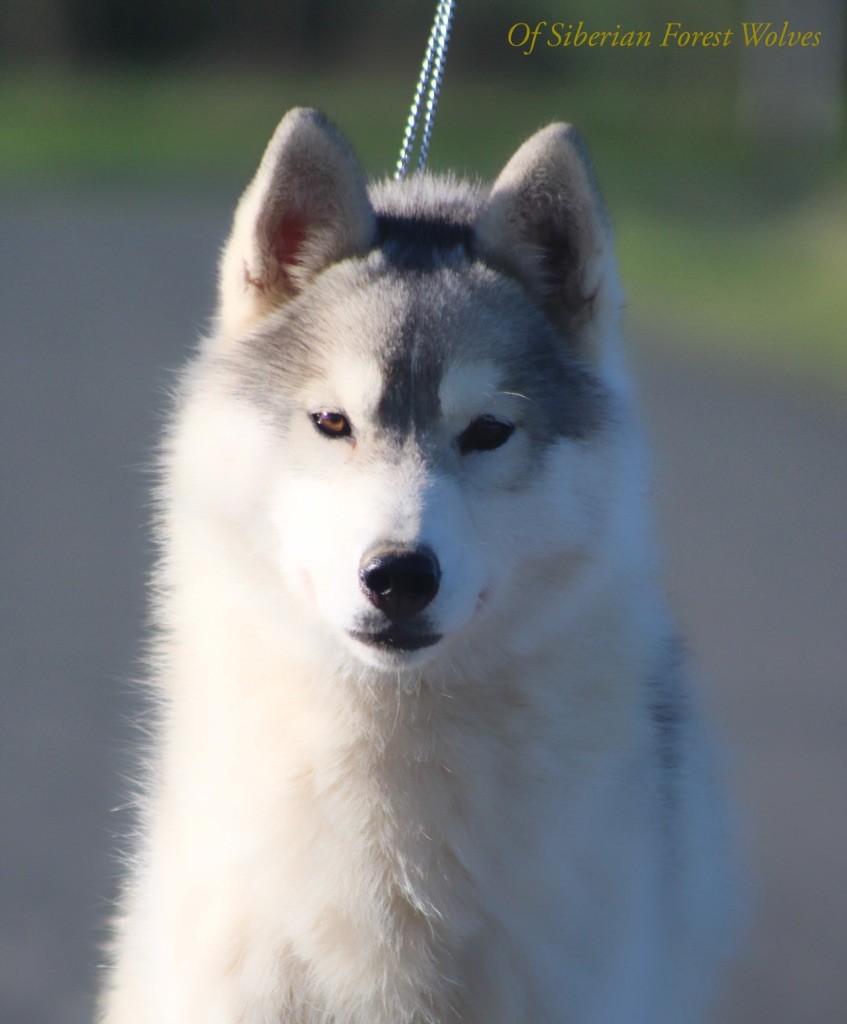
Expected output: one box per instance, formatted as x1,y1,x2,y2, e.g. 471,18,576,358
1,69,844,386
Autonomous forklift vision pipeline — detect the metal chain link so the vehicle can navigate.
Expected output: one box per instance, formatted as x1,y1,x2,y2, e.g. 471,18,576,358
394,0,456,179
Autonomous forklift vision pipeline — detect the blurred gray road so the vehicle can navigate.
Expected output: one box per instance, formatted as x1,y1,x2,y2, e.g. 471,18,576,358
1,199,845,1023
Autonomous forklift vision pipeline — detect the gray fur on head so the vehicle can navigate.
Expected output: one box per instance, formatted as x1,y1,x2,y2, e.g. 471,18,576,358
218,109,622,367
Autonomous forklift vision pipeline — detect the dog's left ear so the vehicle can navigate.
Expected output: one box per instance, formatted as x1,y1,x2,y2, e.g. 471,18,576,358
475,124,622,362
218,108,375,337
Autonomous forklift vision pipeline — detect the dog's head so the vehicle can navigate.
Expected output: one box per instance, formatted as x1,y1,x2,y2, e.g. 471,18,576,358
173,109,631,673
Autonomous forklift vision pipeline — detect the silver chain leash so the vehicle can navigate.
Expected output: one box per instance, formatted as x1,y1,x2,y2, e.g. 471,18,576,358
394,0,456,179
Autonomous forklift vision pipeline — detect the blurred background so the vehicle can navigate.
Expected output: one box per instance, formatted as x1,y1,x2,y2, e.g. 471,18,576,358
1,1,845,1021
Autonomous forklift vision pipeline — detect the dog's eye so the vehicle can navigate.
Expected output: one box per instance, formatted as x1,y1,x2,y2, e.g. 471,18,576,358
310,410,352,439
457,415,515,455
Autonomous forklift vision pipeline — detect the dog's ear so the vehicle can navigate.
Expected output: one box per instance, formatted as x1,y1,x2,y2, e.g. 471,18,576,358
218,108,375,336
475,124,621,362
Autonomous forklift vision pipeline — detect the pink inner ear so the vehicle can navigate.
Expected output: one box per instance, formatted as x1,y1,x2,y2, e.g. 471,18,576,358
271,215,308,269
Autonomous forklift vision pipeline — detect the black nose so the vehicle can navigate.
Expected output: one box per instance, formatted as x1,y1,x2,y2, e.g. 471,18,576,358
359,546,441,620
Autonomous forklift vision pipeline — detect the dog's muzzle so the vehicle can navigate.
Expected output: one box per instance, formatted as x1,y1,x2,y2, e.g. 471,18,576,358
353,545,442,653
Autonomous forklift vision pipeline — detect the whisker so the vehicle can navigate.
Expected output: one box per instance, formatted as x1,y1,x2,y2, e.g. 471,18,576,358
496,390,533,402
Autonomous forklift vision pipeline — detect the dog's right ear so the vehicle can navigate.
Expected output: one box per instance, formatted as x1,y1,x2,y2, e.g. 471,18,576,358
218,108,375,337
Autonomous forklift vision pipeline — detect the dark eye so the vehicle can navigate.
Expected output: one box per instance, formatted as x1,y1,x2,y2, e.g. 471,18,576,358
310,410,352,439
457,415,515,455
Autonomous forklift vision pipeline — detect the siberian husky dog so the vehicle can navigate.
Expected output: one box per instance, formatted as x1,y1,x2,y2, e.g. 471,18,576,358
100,109,734,1023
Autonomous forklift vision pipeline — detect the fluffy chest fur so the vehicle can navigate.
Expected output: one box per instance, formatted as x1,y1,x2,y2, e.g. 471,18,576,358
146,635,660,1024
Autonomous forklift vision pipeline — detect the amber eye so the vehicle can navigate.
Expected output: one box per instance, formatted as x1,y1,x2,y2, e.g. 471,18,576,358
457,415,515,455
310,410,352,439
